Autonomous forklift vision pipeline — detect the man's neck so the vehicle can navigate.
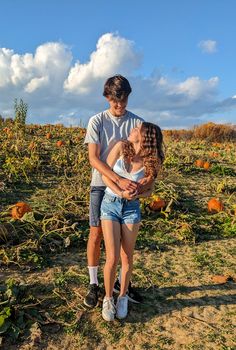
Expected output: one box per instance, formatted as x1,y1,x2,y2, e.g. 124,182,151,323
108,109,127,118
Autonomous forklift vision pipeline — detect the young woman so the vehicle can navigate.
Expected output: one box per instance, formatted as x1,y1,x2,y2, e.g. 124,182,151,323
100,122,164,321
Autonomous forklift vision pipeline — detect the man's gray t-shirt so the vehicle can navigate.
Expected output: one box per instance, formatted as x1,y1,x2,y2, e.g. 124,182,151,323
84,109,144,186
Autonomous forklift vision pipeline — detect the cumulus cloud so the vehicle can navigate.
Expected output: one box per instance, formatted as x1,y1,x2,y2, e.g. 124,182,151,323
198,40,217,54
64,33,141,94
0,33,235,128
0,42,72,91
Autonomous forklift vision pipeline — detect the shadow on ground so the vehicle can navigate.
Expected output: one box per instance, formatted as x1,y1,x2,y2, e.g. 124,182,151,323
127,282,236,323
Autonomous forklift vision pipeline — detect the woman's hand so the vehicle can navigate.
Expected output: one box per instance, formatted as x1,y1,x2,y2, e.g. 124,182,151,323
137,176,153,194
122,189,138,200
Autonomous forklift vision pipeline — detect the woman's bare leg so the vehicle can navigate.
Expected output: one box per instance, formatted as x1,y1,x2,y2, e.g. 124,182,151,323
120,223,140,296
101,220,121,298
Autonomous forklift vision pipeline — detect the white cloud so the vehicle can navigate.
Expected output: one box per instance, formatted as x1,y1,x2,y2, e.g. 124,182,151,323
198,40,217,54
0,42,72,90
0,48,14,87
0,33,235,128
64,33,141,94
25,76,49,93
52,112,79,126
173,76,219,99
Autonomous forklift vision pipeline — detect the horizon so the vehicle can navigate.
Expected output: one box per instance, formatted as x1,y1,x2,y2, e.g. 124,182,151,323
2,115,235,132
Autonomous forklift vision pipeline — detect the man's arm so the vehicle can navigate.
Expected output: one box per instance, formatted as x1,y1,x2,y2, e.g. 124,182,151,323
88,143,137,191
101,141,138,199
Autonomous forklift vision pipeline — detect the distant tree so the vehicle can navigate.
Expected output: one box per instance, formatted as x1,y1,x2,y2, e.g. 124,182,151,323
14,98,28,127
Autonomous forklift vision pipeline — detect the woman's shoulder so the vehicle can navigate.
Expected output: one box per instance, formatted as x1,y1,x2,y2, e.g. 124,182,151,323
109,140,130,159
113,140,127,149
109,140,125,157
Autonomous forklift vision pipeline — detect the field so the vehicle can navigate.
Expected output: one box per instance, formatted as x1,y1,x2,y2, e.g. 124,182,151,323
0,123,235,350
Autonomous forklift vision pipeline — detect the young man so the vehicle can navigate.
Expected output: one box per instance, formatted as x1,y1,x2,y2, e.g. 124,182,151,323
83,75,151,308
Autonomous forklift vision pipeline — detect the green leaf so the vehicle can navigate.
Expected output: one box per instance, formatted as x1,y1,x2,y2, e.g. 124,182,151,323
0,316,5,328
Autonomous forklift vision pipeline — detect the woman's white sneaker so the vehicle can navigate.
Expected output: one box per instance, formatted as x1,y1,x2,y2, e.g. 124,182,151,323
116,295,128,319
102,297,116,321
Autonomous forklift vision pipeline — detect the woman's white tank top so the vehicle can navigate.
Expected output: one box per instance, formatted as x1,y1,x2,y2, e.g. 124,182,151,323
105,158,145,197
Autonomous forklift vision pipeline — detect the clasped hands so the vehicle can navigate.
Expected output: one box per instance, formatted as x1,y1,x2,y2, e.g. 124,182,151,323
118,177,150,200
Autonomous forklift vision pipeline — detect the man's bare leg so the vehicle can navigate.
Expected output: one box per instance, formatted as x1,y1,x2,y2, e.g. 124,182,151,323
87,226,103,266
84,226,103,308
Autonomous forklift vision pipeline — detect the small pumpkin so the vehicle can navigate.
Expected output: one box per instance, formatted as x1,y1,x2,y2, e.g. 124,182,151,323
195,159,204,168
210,152,219,158
3,127,10,133
203,161,211,170
28,141,36,150
56,140,65,147
46,132,52,139
149,196,166,211
11,202,32,219
208,198,223,213
211,275,230,284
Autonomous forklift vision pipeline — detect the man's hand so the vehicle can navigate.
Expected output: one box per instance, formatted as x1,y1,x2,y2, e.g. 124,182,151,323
136,176,152,194
118,178,138,191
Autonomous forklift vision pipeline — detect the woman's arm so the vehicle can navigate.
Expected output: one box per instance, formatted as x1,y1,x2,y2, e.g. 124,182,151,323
102,141,137,199
101,141,123,196
102,174,123,197
89,143,137,192
102,175,136,199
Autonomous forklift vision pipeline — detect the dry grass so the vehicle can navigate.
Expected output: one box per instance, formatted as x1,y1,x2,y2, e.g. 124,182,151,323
0,123,235,349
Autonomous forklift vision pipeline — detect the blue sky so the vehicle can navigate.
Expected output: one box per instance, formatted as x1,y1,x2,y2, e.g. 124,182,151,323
0,0,236,128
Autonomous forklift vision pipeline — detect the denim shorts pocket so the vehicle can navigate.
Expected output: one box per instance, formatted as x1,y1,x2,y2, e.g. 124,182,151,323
102,194,116,203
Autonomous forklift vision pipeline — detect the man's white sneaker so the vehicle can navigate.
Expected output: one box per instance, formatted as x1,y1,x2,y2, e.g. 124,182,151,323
116,295,128,319
102,297,116,321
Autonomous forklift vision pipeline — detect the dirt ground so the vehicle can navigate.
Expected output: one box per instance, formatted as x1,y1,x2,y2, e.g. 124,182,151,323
1,237,235,350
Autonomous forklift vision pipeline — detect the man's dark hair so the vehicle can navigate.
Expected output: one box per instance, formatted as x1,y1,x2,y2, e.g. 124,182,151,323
103,75,132,100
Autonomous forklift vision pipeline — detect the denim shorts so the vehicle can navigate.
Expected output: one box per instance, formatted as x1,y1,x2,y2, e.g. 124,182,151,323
100,192,141,224
89,186,106,227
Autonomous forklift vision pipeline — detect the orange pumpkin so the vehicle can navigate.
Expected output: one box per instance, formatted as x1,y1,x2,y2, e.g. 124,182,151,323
11,202,32,219
56,140,65,147
149,197,166,211
28,141,36,150
210,152,219,157
212,142,221,148
211,275,230,284
46,132,52,139
208,198,223,213
195,159,204,168
203,161,211,170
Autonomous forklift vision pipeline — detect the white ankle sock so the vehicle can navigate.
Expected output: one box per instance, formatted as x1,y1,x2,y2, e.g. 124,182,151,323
88,266,98,285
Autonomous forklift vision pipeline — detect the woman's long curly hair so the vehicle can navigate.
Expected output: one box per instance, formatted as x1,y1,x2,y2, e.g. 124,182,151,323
122,122,164,179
